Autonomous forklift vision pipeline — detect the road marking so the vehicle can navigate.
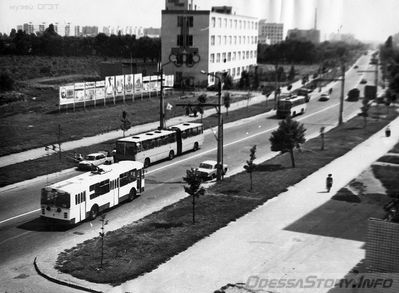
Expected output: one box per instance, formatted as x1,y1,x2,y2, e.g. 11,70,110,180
1,101,343,226
0,209,40,225
0,231,33,246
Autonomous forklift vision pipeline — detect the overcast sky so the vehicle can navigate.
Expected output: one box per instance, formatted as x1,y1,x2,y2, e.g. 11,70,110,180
0,0,398,42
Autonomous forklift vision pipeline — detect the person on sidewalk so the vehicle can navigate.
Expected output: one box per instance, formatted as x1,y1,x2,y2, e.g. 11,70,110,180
326,174,333,192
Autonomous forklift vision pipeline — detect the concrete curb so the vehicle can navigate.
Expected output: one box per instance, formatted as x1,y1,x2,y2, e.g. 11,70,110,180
34,257,103,293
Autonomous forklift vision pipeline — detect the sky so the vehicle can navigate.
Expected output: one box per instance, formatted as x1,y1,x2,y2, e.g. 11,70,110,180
0,0,398,42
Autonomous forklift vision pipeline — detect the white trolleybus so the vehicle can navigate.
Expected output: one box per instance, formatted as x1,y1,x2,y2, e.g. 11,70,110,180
276,95,307,118
40,161,145,224
114,122,204,167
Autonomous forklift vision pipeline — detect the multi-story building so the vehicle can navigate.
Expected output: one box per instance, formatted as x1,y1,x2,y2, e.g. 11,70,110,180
161,0,258,87
22,22,34,34
81,26,98,37
258,20,283,45
287,28,320,44
74,25,81,37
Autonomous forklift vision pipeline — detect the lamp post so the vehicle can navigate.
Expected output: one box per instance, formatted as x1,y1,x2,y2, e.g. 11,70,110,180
201,70,224,182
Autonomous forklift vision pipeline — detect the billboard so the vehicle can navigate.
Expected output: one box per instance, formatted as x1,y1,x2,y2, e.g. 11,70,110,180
95,81,105,100
59,85,75,105
125,74,133,94
74,82,85,102
105,76,115,98
85,82,96,101
115,75,125,97
134,73,142,92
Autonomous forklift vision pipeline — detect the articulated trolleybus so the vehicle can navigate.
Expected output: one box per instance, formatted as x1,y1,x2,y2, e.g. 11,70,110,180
41,161,145,224
276,95,307,118
114,122,204,167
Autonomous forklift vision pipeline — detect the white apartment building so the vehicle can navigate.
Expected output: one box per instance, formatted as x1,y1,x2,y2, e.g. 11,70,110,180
258,20,283,45
161,1,258,87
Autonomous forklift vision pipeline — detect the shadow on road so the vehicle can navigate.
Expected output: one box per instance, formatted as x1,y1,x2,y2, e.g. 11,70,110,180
18,218,72,232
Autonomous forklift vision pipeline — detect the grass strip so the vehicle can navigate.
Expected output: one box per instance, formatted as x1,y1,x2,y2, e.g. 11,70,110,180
55,106,398,285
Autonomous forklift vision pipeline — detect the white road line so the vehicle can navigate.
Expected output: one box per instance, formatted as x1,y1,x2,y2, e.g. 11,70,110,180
0,209,40,225
0,101,343,226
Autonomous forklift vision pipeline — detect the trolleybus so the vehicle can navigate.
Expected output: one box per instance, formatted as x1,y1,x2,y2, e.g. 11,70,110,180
114,122,204,167
40,160,145,224
276,95,307,118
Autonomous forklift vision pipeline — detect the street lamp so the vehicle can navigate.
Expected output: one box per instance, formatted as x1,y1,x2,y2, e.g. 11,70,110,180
158,54,178,129
201,70,224,182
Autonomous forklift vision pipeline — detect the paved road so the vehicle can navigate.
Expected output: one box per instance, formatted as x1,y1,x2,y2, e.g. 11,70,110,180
0,53,376,293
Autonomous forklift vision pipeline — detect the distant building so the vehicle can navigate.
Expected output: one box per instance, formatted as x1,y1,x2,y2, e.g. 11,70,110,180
287,28,320,44
38,24,46,33
74,25,81,37
144,27,161,38
64,23,71,37
81,26,98,37
161,0,258,87
23,22,34,34
16,25,23,32
258,20,283,44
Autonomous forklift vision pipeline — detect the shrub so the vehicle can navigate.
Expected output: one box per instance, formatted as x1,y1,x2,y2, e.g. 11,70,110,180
0,72,14,92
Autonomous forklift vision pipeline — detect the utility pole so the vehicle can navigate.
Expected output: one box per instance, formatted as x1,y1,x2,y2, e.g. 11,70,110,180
339,63,345,125
57,124,62,161
159,65,165,129
176,71,224,181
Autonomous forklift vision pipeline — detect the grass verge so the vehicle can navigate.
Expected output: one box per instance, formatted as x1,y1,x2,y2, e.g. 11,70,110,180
0,100,271,187
55,106,398,285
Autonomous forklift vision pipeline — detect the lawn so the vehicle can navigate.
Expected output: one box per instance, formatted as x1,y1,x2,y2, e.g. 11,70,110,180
55,105,398,285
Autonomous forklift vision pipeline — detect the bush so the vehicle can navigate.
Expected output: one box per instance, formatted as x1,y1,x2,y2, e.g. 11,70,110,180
39,66,51,74
0,73,14,92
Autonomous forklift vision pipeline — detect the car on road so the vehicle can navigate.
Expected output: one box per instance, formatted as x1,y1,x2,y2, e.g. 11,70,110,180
318,93,330,101
360,78,367,84
78,151,114,171
347,88,360,101
354,65,359,69
196,160,228,181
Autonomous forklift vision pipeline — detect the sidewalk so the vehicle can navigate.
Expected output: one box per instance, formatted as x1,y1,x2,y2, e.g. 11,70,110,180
34,115,399,293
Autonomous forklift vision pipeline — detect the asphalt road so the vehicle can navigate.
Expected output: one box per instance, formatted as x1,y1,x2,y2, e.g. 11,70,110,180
0,53,376,292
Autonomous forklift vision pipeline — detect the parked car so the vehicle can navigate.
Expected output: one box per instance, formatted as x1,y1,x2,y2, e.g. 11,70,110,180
196,160,228,181
78,151,114,171
354,65,359,69
318,93,330,101
360,78,367,84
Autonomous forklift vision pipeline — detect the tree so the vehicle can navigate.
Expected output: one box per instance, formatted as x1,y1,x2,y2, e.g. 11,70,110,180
120,110,131,137
183,168,205,224
244,145,257,191
359,97,371,128
288,65,295,81
269,117,306,168
197,94,207,123
223,92,231,116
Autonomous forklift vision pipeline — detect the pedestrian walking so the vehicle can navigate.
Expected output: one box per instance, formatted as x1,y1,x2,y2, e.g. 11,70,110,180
326,174,333,192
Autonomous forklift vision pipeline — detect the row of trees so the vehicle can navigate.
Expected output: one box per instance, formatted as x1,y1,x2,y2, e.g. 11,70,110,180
257,39,366,65
380,36,399,97
0,24,160,61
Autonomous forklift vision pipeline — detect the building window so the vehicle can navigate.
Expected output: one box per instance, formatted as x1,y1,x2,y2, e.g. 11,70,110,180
229,36,232,44
216,53,220,63
227,69,231,76
177,16,193,27
238,51,241,60
232,67,236,76
217,35,221,45
229,19,232,28
227,52,231,61
218,17,221,28
233,52,236,61
224,36,227,45
234,20,237,29
222,53,226,63
246,51,249,59
211,17,216,28
224,18,227,28
234,36,237,44
242,51,245,60
211,35,215,46
243,21,246,29
210,53,215,63
237,67,241,76
239,36,241,44
239,20,242,29
177,35,193,46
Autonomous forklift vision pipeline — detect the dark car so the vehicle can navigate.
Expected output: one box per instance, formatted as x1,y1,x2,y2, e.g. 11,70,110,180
318,93,330,101
347,88,360,101
360,78,367,84
354,65,359,69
